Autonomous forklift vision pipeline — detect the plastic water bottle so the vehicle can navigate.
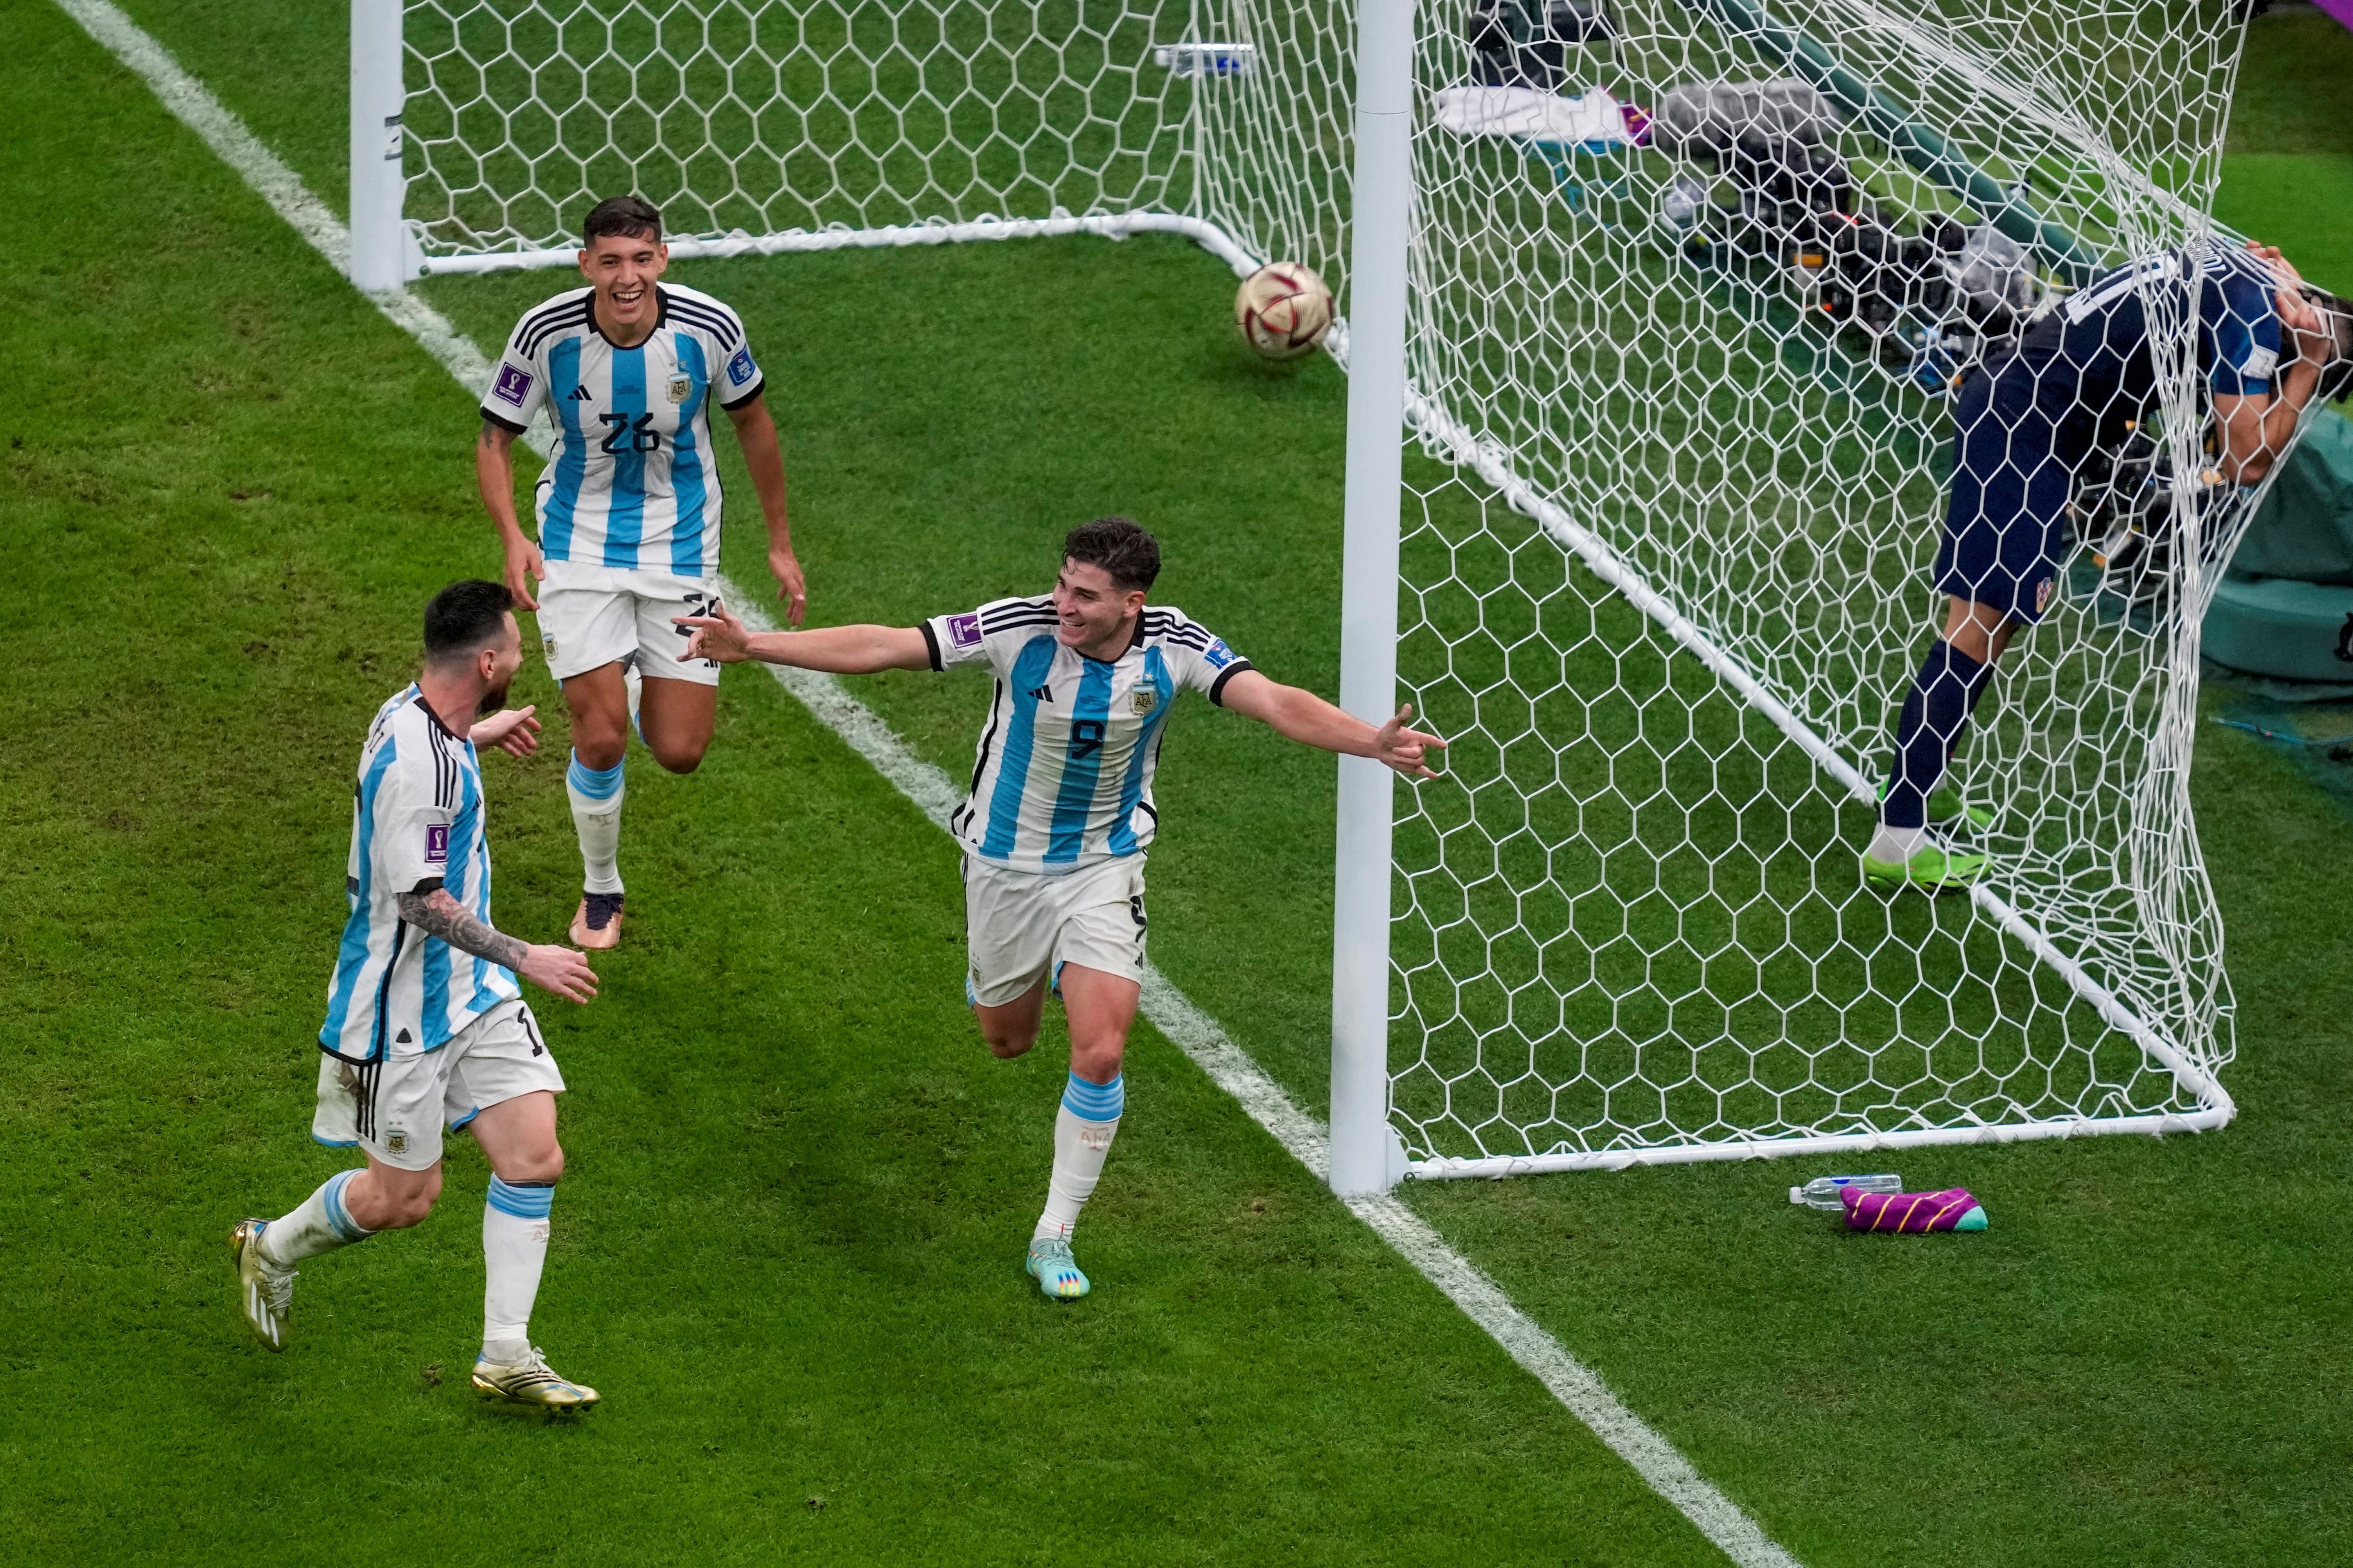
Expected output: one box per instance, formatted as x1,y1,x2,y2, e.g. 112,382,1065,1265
1789,1173,1903,1211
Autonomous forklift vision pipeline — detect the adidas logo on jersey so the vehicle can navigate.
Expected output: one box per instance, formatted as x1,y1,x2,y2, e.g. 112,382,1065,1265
567,385,593,402
1026,684,1053,703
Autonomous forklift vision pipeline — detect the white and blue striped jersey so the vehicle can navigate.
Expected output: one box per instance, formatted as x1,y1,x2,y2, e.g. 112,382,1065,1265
479,283,765,579
923,597,1255,874
319,685,520,1062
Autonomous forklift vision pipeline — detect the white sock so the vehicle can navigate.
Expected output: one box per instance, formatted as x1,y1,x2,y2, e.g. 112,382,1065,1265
1869,823,1930,864
566,751,625,896
1034,1072,1124,1242
482,1175,554,1361
257,1169,372,1267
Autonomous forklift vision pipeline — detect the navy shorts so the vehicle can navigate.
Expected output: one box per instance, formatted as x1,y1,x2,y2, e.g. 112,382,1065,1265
1933,370,2077,625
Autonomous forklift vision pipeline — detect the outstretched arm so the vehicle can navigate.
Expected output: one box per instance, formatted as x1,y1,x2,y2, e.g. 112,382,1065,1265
395,884,598,1003
1215,669,1445,780
675,602,931,674
725,395,806,626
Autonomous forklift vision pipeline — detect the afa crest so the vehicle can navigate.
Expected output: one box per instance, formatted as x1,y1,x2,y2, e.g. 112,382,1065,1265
1132,687,1157,715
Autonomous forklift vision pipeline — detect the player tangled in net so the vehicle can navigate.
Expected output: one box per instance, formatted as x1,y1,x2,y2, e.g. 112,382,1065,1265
1864,243,2353,891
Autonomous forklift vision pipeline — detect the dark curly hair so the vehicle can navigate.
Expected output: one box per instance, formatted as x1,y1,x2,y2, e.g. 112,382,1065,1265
1063,516,1161,592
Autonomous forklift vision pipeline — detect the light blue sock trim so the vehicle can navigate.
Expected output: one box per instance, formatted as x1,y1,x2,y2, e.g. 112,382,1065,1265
322,1169,372,1242
566,751,624,802
487,1175,556,1220
1061,1071,1124,1123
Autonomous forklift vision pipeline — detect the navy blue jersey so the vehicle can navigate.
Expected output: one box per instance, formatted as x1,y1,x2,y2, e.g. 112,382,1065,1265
1936,245,2285,623
1987,244,2283,456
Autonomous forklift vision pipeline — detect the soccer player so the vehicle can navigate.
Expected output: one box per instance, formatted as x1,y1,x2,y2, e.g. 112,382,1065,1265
1866,241,2350,890
476,193,807,951
675,517,1442,1299
233,581,604,1410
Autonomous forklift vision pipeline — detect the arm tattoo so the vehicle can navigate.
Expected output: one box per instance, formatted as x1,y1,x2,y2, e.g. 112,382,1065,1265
397,887,528,969
479,418,504,450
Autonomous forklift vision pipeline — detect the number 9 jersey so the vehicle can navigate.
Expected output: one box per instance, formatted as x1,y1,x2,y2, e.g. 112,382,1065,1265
479,282,764,580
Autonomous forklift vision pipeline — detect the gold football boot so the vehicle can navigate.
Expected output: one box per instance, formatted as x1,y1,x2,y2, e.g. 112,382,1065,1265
231,1218,294,1352
472,1347,601,1410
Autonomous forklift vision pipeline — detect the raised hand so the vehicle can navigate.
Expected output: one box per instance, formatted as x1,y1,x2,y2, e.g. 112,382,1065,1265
517,942,598,1004
1375,702,1447,780
473,704,542,759
674,602,753,663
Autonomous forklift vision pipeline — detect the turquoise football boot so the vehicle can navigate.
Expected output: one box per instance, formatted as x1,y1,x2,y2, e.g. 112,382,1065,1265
1025,1236,1091,1300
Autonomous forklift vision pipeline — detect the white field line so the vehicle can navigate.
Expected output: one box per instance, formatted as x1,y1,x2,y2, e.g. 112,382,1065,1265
54,5,1803,1562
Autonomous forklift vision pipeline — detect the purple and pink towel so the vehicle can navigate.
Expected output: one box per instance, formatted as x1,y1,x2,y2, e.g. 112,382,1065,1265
1841,1186,1988,1232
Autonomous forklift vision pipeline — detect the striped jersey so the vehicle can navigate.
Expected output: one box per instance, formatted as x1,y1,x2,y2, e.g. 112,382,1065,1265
319,685,520,1062
479,283,766,578
922,597,1255,874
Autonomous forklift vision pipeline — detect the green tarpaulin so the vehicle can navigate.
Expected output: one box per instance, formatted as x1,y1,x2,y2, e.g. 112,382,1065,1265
2228,406,2353,585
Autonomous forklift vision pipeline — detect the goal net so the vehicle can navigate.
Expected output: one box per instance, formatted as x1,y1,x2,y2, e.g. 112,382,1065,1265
387,0,2278,1174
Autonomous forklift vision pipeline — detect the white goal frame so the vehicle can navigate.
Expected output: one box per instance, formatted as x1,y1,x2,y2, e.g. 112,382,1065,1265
350,0,2249,1195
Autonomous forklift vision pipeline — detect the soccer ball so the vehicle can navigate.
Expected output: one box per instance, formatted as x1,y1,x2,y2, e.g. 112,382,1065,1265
1235,262,1333,360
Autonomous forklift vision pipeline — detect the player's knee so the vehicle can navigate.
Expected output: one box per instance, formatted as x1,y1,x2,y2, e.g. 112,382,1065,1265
981,1025,1037,1059
572,726,628,771
375,1174,440,1229
1068,1038,1127,1083
647,738,707,775
499,1143,564,1185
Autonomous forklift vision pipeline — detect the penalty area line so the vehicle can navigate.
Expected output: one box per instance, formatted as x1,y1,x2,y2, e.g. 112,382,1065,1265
51,2,1802,1560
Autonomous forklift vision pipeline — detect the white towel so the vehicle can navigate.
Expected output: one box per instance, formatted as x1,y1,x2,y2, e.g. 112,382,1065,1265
1431,85,1630,144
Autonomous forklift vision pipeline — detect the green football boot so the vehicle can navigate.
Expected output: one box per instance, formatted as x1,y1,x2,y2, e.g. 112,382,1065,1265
1025,1236,1091,1300
231,1218,294,1352
1861,839,1989,894
1878,778,1994,833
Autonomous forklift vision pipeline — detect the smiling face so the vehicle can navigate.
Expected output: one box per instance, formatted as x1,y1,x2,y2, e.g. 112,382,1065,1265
577,230,669,341
1051,558,1146,658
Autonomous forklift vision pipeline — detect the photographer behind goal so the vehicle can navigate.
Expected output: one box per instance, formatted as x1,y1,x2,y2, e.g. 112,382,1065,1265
1865,239,2351,892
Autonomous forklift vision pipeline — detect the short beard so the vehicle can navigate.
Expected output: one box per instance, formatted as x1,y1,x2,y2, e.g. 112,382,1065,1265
476,677,512,717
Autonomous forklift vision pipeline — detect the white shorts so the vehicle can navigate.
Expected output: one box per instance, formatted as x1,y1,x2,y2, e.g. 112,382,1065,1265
533,557,724,687
963,852,1149,1007
312,999,566,1171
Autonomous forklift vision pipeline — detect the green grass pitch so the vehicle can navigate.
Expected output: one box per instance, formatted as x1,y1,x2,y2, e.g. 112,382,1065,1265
7,2,2353,1564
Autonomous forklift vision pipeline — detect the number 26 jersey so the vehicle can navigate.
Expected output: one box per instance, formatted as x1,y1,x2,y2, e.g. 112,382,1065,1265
479,282,766,580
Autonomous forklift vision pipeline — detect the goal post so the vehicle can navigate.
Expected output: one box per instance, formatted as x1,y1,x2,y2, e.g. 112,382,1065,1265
358,0,2311,1190
1329,0,1419,1199
348,0,408,291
